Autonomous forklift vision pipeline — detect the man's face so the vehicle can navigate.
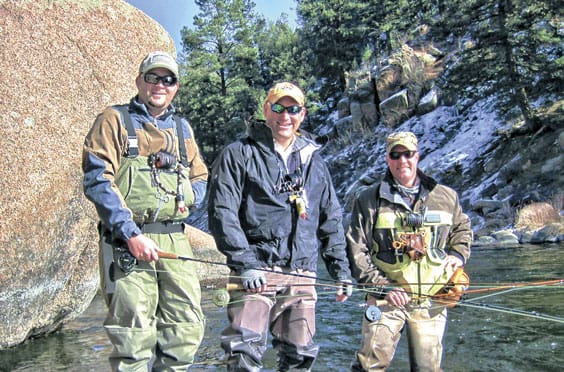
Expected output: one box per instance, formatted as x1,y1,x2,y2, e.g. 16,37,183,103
135,67,178,115
386,145,419,187
263,96,306,147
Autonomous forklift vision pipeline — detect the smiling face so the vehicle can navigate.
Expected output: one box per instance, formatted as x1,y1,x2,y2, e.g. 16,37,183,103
263,96,306,149
135,67,179,118
386,144,420,187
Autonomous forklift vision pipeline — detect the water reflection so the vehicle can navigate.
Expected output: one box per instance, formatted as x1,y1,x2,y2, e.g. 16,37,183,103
0,244,562,371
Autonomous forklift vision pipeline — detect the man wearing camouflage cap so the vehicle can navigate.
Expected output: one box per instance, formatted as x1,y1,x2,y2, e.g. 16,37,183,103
346,131,472,371
208,81,353,371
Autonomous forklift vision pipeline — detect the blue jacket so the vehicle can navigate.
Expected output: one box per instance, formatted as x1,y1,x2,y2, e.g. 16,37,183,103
207,121,351,281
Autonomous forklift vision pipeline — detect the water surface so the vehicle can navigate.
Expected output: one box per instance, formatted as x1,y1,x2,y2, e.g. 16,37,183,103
1,243,562,371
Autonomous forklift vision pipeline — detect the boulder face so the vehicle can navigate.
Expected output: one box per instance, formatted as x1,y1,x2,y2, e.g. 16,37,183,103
0,0,177,349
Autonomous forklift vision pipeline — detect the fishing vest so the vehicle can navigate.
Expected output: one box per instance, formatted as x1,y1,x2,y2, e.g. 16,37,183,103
113,105,194,224
372,208,456,301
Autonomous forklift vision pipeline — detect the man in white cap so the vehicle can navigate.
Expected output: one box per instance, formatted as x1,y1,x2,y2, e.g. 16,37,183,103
208,81,353,371
346,131,473,371
83,51,208,370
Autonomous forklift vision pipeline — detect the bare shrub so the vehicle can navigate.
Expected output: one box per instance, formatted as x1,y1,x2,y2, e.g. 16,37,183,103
515,202,560,230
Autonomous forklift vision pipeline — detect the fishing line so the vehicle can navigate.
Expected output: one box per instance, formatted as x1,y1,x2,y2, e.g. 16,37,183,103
156,251,564,296
157,251,343,285
453,300,564,324
463,285,559,303
131,252,564,322
134,263,560,302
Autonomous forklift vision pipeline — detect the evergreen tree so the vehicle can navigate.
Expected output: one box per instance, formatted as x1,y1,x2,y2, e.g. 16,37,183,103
254,16,307,91
296,0,371,105
438,0,562,131
177,0,262,162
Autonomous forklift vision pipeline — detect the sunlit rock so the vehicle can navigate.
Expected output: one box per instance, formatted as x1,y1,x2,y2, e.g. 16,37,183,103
0,0,177,349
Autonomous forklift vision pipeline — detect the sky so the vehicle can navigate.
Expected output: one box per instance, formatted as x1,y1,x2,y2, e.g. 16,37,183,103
125,0,298,52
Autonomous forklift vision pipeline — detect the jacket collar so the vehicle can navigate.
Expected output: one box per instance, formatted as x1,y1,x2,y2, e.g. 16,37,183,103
247,121,320,154
130,96,176,121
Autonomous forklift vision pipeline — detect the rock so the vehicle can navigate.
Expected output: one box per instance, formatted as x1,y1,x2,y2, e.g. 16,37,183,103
350,81,375,102
336,97,350,119
0,0,177,349
417,87,439,115
379,89,409,127
472,235,497,247
491,230,520,246
185,226,230,285
517,230,535,244
530,223,564,243
471,199,509,214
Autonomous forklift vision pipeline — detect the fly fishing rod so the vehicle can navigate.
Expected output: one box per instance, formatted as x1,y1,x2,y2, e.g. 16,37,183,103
157,251,564,323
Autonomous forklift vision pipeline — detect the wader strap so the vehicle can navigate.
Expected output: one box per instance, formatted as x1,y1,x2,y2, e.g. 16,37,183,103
114,105,139,157
115,104,189,167
140,221,185,234
174,115,190,168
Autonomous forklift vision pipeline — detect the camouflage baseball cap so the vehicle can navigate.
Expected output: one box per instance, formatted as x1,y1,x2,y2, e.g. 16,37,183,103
386,131,418,154
139,51,179,78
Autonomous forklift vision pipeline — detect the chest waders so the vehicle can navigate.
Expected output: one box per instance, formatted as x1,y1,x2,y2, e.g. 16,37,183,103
100,106,194,304
372,209,456,304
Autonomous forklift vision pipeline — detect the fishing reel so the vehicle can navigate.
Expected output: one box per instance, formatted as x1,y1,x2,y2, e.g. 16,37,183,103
365,305,382,322
212,288,231,307
149,151,177,169
404,212,424,227
115,246,137,274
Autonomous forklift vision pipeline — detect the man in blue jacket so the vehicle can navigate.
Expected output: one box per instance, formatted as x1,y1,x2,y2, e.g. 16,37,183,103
208,81,353,371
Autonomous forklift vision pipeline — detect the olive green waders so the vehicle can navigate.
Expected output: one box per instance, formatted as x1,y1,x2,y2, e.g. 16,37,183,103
100,229,204,371
352,300,447,371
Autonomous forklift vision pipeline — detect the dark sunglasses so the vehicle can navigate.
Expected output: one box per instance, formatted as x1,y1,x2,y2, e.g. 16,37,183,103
389,151,417,160
144,73,178,87
270,102,303,115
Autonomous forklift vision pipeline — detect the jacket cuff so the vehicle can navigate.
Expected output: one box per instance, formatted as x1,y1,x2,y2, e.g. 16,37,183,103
117,221,142,241
448,250,465,264
192,180,207,209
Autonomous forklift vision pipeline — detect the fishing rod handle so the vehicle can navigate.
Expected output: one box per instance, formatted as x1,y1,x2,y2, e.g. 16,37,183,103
157,251,180,260
226,283,244,291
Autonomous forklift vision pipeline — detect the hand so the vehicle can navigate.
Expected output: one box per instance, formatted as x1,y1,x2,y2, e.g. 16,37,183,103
336,279,353,303
240,269,267,293
444,255,463,272
384,288,410,307
127,234,160,262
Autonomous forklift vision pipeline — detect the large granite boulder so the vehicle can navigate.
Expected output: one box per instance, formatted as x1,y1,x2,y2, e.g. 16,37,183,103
0,0,184,349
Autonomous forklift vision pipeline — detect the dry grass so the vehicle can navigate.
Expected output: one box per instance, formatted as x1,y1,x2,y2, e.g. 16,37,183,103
515,201,561,230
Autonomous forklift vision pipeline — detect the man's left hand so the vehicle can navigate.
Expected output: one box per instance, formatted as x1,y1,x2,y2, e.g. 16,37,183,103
445,255,463,272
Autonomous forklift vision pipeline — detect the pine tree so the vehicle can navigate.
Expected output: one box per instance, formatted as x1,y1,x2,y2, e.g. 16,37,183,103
177,0,263,162
439,0,561,131
296,0,371,104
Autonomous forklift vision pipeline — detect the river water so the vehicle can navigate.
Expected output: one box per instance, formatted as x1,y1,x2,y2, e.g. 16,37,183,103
1,243,562,371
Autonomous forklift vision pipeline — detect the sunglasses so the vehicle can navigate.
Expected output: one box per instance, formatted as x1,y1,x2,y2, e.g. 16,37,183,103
144,73,178,87
389,151,417,160
270,102,303,115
